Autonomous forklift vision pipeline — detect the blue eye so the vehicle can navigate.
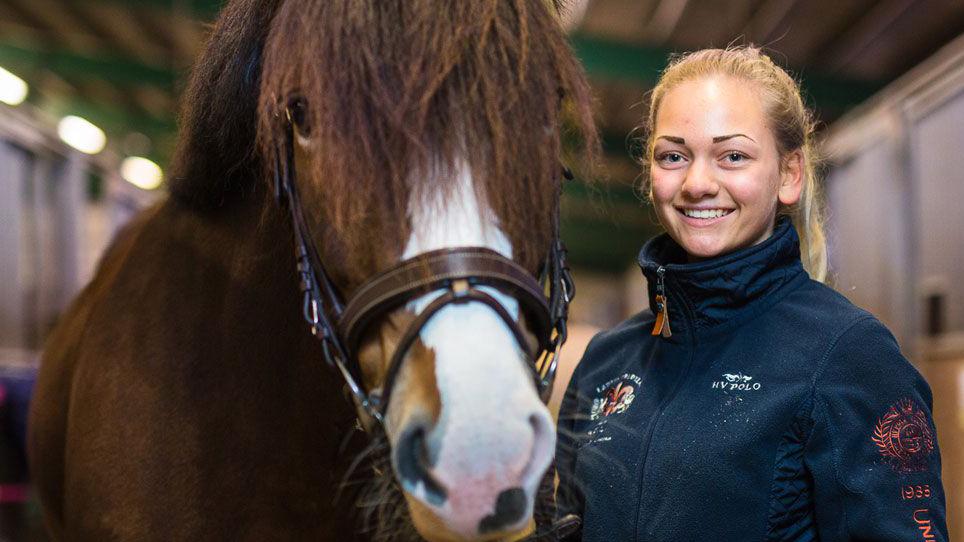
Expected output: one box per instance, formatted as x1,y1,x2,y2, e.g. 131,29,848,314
659,152,684,163
725,152,746,163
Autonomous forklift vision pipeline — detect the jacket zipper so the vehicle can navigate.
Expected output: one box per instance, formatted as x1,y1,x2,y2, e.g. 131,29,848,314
634,270,694,540
651,266,672,337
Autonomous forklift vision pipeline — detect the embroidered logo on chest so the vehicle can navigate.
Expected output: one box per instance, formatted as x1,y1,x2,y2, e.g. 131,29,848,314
711,372,762,392
872,398,935,474
590,373,642,421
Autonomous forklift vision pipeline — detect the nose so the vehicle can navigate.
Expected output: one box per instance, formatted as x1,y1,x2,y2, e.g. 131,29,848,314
394,407,556,537
681,157,719,199
395,424,447,506
478,487,528,534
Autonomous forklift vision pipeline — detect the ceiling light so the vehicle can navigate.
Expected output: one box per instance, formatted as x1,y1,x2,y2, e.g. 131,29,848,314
0,66,28,106
121,156,163,190
58,115,107,155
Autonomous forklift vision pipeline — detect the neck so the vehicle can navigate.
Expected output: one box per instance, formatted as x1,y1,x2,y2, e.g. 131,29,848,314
639,218,806,336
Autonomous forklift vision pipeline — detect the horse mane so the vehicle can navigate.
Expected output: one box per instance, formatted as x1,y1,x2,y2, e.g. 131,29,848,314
167,0,282,207
169,0,598,274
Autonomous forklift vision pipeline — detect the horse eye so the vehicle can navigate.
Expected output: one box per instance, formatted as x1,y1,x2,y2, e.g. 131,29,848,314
286,96,310,136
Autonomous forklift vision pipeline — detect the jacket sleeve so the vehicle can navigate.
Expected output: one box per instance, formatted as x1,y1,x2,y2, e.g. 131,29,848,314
805,316,948,541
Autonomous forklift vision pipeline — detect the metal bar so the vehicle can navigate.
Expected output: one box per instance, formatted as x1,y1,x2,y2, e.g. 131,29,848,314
643,0,691,44
70,0,223,19
0,42,177,89
822,0,917,74
0,142,28,349
569,33,884,111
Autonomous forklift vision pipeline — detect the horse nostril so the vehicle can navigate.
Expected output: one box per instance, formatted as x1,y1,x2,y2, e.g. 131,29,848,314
518,411,555,489
478,487,527,534
395,426,447,506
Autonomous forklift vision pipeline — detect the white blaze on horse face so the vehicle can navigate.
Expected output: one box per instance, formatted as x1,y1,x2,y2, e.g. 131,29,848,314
402,166,519,317
397,163,555,539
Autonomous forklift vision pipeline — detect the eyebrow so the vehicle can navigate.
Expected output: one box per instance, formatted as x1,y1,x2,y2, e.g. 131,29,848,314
712,133,755,143
655,134,757,144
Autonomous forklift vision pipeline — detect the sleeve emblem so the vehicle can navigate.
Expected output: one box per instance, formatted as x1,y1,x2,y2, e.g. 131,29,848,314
872,398,935,473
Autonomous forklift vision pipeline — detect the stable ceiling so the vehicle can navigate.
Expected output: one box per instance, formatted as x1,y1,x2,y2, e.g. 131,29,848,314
2,0,963,271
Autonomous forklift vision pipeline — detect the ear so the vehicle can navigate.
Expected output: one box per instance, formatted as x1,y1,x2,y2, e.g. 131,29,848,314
778,150,804,206
553,0,591,32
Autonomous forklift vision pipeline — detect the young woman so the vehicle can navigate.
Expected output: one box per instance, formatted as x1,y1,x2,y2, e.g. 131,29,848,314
555,47,948,541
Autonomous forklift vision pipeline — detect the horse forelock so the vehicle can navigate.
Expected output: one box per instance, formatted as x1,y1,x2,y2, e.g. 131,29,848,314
256,0,599,284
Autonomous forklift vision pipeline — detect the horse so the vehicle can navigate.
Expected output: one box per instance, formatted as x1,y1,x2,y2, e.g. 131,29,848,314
27,0,598,540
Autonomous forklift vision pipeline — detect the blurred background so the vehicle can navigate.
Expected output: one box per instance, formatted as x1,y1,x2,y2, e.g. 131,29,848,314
0,0,963,540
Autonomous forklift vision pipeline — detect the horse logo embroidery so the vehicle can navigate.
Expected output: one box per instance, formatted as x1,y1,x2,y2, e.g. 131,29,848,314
872,398,935,473
590,381,636,420
723,373,753,383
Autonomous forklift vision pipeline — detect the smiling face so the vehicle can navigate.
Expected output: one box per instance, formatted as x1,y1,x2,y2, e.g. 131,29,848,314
649,75,803,260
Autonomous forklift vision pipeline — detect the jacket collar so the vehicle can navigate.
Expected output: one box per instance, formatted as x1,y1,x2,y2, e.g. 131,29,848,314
637,217,807,337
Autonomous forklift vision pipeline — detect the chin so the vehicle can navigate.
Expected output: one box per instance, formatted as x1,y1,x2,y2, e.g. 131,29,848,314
683,246,725,261
675,233,729,261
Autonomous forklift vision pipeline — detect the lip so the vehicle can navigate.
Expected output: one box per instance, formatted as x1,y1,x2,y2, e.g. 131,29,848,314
675,207,735,228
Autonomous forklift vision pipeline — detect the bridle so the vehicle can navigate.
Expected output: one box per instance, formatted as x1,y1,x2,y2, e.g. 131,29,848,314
272,99,574,429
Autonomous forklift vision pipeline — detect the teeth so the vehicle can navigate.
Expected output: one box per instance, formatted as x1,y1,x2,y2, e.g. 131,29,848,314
683,208,730,219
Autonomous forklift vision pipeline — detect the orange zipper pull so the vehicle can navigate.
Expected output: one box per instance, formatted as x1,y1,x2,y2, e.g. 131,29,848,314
651,266,672,338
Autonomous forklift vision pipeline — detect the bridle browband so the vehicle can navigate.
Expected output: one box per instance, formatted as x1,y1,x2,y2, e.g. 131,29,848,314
273,103,574,428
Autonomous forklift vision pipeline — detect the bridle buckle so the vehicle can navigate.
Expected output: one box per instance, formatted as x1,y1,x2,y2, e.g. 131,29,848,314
451,279,471,297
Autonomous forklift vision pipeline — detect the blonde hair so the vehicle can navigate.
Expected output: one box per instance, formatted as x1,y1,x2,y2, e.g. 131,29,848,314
641,46,828,282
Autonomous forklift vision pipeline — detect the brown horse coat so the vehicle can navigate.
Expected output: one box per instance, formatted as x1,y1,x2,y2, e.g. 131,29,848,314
29,190,374,540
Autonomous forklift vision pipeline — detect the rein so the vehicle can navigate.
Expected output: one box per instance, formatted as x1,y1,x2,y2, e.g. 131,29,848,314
273,104,574,428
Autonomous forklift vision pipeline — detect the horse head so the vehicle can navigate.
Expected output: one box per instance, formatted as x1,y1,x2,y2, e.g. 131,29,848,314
172,1,597,539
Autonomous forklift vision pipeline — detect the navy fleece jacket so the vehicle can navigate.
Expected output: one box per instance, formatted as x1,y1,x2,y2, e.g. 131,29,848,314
556,218,947,541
